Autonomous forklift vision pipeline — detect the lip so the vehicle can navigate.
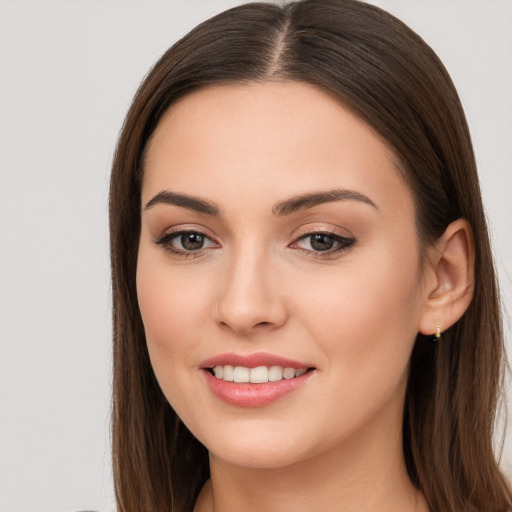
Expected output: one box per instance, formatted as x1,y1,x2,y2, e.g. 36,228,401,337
199,352,316,408
199,352,313,370
202,369,315,407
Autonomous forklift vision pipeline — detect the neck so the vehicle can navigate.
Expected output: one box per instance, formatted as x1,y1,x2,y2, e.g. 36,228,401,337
195,409,429,512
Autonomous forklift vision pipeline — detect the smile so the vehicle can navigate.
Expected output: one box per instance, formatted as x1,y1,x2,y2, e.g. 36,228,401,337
200,353,316,407
212,365,308,383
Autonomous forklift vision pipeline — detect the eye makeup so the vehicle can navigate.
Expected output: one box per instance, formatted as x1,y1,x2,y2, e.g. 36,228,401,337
153,226,356,260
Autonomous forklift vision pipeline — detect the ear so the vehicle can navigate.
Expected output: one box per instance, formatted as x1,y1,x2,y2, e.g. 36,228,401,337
418,218,475,336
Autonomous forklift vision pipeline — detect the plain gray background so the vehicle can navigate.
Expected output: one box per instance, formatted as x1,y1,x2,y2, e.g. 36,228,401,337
1,1,511,510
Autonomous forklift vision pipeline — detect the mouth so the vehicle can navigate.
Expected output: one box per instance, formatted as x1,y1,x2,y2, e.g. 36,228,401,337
200,353,317,407
208,365,313,383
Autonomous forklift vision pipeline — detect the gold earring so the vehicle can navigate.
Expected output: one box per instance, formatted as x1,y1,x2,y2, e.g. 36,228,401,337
434,326,441,342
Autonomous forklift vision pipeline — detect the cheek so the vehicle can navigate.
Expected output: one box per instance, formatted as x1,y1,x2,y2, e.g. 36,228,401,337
135,251,220,428
296,243,423,375
136,250,211,374
280,247,424,451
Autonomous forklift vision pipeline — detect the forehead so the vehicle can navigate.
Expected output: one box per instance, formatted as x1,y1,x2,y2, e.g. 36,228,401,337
142,81,411,216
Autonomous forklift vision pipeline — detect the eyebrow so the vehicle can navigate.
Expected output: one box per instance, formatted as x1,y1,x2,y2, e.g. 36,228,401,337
144,188,377,216
272,188,378,216
144,191,220,215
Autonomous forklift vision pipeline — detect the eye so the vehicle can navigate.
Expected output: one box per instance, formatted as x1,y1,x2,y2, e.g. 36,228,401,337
155,230,218,256
291,231,355,255
306,233,336,251
177,232,207,251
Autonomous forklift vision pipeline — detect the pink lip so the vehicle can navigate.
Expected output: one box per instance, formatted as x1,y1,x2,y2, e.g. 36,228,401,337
199,352,316,408
202,369,315,408
199,352,313,369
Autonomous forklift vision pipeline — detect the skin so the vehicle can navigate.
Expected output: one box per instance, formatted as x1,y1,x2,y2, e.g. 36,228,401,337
137,82,473,512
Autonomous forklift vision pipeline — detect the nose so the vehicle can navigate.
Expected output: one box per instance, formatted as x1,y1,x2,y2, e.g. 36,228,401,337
215,247,288,335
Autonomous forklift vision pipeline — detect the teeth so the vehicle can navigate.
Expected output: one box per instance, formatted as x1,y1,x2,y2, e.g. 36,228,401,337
269,365,283,382
223,365,234,382
233,366,249,383
212,365,309,383
250,366,268,383
283,367,295,379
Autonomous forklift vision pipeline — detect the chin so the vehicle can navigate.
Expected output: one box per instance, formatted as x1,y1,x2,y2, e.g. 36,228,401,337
192,416,330,470
208,439,310,470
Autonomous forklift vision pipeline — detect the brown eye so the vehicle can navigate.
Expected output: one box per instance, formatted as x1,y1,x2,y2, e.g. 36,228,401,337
310,234,335,251
292,231,356,255
181,232,205,250
155,230,218,255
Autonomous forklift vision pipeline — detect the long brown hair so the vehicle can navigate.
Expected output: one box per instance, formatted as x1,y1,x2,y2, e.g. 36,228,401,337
109,1,511,510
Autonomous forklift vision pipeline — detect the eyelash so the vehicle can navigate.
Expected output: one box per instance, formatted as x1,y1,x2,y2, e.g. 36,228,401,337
154,229,356,259
291,231,356,258
154,230,217,258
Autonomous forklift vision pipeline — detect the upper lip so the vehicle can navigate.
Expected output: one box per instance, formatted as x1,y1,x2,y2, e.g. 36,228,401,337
199,352,314,369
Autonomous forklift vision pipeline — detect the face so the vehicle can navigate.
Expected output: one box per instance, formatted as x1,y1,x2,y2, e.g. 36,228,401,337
137,82,428,469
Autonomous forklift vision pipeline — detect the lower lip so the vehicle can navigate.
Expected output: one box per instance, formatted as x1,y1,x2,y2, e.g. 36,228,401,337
202,369,315,408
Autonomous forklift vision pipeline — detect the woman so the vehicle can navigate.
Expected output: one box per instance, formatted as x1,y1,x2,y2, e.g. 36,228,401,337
109,0,511,510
